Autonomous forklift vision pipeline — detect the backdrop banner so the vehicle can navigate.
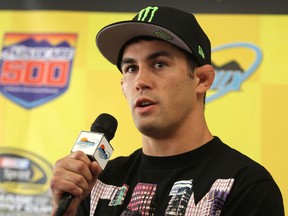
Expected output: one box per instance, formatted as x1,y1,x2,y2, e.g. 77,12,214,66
0,8,287,215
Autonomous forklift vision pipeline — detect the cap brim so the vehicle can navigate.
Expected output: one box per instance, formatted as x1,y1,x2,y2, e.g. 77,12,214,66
96,21,192,66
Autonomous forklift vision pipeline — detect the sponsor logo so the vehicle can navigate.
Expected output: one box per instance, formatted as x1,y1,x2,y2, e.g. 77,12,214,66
137,6,159,22
0,147,53,214
207,42,262,102
0,33,77,109
76,137,99,149
97,144,111,160
137,6,174,42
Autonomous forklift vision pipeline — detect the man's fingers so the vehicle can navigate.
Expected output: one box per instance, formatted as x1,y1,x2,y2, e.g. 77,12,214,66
51,151,102,201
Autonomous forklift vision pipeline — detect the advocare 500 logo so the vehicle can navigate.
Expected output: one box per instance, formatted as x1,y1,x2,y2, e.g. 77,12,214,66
0,33,77,109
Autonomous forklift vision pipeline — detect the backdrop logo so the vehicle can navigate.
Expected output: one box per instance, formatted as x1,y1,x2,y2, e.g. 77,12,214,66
0,33,77,109
0,147,53,214
207,42,262,102
0,147,52,194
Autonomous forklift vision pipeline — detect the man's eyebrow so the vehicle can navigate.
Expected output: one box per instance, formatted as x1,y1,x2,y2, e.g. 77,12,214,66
147,51,174,61
120,51,174,68
120,58,135,68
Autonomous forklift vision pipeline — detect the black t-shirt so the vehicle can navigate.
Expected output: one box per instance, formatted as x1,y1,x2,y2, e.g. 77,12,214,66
77,137,284,215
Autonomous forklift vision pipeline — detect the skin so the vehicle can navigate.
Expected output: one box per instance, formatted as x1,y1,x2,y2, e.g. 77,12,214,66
50,152,101,216
120,39,215,156
50,39,215,215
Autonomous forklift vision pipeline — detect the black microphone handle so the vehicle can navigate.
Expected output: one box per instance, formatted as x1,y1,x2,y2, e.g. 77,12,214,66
55,192,74,216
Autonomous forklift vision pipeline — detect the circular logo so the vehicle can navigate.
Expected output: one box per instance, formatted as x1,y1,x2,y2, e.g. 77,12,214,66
0,147,53,195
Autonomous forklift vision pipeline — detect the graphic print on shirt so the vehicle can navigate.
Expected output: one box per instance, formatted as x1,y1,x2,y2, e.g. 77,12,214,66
165,179,193,215
171,179,234,216
90,178,234,216
121,183,157,216
89,180,129,216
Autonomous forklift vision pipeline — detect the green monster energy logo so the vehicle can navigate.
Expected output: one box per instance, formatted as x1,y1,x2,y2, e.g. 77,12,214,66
198,45,205,59
137,6,159,22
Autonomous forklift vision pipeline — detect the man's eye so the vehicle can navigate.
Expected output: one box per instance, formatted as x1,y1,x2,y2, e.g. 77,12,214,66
124,65,138,73
155,61,166,69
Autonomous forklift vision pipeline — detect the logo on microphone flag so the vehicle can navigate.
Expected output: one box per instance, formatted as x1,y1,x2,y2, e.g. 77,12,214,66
76,137,99,149
72,131,114,170
98,144,111,160
0,33,77,109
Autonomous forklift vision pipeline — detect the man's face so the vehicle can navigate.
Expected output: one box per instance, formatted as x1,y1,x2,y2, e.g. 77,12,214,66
120,39,199,138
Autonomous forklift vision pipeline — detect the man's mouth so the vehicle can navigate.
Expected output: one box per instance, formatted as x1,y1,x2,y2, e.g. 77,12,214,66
135,99,156,108
139,101,152,107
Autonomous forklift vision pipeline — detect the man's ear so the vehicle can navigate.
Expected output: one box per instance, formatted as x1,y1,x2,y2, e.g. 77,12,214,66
195,64,215,94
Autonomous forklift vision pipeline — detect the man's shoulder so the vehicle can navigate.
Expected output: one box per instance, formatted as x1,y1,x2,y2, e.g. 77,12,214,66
213,139,284,215
209,137,273,181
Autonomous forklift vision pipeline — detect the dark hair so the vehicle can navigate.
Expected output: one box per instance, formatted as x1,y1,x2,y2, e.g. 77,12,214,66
117,36,206,104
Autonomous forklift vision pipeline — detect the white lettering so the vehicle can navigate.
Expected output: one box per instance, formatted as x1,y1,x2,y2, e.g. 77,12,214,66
2,45,75,60
3,168,31,181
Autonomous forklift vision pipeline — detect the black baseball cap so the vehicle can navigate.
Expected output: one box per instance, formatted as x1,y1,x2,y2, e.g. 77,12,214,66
96,6,211,71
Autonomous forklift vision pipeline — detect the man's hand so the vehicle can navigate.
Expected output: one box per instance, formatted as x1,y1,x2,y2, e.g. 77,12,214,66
50,151,102,215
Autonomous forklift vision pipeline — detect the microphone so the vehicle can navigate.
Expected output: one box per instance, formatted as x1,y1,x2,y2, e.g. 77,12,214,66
55,113,118,216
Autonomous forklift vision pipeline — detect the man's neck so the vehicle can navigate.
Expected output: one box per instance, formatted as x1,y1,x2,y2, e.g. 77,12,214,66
141,119,213,157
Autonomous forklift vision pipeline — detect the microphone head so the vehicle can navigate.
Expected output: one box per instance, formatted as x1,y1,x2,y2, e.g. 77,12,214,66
90,113,118,142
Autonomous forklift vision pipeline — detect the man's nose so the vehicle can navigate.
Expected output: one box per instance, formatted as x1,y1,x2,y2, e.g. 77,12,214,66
135,68,153,91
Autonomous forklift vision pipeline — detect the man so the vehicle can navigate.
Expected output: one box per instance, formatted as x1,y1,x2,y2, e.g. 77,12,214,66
50,6,284,216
